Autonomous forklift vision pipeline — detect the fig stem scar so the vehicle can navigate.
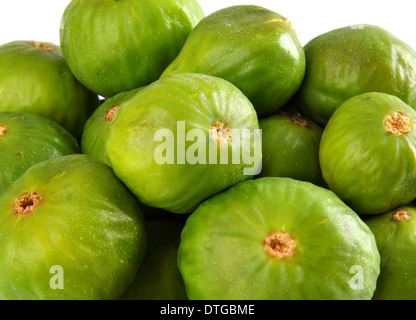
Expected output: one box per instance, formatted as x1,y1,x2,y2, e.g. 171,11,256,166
264,231,297,259
392,209,412,222
283,17,297,35
12,192,42,215
0,123,6,137
384,111,413,136
290,115,311,128
31,41,56,52
210,120,232,143
105,104,121,122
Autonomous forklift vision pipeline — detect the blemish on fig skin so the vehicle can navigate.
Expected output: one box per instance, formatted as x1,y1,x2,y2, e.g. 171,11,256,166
283,17,297,35
12,192,42,216
290,115,311,128
384,111,413,136
392,209,412,222
345,225,354,232
0,123,6,137
31,41,56,52
264,231,297,259
16,151,25,159
210,120,233,143
105,105,121,122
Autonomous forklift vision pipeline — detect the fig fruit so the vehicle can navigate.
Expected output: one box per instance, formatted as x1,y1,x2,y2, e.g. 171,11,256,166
0,112,80,193
162,5,305,117
105,73,262,214
296,24,416,126
60,0,204,97
0,154,146,300
259,112,324,186
81,87,144,166
319,92,416,215
365,206,416,300
0,41,99,138
122,218,187,300
178,177,380,300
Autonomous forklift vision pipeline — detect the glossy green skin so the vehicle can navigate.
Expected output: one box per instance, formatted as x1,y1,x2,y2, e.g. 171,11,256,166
178,177,380,300
258,113,325,187
106,73,262,214
162,5,305,117
296,24,416,126
60,0,204,97
0,112,80,193
0,41,99,138
81,87,144,166
320,92,416,215
365,206,416,300
0,154,146,300
122,218,187,300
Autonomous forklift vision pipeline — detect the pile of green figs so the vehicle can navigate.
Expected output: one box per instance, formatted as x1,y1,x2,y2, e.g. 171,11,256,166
1,0,416,301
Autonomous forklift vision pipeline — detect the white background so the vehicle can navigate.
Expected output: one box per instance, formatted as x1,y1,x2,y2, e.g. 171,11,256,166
0,0,415,49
